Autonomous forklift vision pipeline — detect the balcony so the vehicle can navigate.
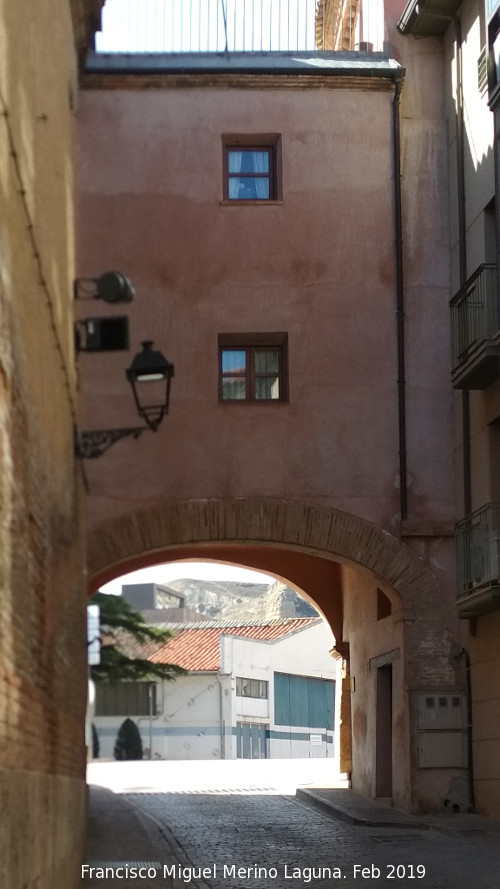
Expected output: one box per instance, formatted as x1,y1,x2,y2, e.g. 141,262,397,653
96,0,326,53
456,504,500,617
450,263,499,389
93,0,385,55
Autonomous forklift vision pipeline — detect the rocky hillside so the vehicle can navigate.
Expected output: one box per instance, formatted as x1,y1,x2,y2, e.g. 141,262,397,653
163,577,318,621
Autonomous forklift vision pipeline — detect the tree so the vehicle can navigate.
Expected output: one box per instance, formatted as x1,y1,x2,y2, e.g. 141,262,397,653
91,723,100,759
114,718,143,761
89,591,186,683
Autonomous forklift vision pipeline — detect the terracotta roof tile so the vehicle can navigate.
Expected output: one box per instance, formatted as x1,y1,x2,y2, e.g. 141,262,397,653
148,617,320,672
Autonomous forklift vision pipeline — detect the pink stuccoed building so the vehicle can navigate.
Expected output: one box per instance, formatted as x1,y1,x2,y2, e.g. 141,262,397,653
77,0,466,815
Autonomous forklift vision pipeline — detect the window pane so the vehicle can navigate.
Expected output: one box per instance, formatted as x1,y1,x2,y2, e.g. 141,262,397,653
236,677,269,698
95,681,155,716
222,350,246,373
255,376,280,400
222,377,246,400
228,150,269,174
228,177,270,200
254,349,279,374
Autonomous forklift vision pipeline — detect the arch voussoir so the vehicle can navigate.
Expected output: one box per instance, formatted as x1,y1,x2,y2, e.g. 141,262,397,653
87,497,442,613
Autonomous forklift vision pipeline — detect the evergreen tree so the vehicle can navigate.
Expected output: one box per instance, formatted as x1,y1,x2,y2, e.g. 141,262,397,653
114,718,143,761
92,723,100,759
89,591,185,683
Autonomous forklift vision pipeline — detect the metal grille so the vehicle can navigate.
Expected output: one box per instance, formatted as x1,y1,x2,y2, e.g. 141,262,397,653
478,45,488,93
95,0,334,53
456,504,500,595
449,263,498,369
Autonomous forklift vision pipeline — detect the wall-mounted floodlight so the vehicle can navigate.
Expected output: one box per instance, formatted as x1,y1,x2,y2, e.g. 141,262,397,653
75,341,174,459
74,271,135,303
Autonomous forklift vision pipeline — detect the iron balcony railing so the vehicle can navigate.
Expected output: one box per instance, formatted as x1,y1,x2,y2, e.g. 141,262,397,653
95,0,346,54
449,263,498,369
456,504,500,595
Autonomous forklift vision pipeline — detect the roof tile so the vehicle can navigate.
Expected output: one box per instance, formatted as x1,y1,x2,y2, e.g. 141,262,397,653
149,617,320,672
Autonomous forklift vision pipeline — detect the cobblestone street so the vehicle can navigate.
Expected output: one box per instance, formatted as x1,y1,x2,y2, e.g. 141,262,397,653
123,788,500,889
87,761,500,889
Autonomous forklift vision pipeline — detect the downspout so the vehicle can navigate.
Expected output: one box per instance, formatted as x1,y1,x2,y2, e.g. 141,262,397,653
392,70,408,521
137,680,161,760
217,674,227,759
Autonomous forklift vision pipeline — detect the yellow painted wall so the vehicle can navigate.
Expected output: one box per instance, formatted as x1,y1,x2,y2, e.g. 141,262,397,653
0,1,97,886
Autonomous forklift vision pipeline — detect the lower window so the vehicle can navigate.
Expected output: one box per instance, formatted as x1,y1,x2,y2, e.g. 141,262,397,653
218,332,288,402
94,681,157,717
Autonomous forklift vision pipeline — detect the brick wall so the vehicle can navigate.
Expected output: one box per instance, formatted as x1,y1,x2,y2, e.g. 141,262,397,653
0,2,97,887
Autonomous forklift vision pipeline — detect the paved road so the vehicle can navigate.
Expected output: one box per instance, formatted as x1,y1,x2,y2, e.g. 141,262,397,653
87,758,346,796
95,762,500,889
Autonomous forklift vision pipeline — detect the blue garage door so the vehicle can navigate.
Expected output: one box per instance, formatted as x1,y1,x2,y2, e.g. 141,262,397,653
274,673,334,730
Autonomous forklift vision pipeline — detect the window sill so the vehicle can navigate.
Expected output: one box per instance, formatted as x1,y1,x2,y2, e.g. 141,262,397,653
219,199,283,207
218,399,289,405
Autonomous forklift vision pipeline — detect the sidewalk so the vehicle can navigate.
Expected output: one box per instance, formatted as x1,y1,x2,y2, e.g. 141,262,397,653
297,785,500,836
83,785,182,888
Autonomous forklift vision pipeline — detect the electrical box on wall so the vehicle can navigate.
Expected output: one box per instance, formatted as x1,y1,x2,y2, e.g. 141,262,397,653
417,693,466,731
416,693,468,769
418,731,467,769
76,315,130,351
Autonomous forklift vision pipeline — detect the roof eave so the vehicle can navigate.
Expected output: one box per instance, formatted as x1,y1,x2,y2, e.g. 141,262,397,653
84,50,403,80
397,0,462,36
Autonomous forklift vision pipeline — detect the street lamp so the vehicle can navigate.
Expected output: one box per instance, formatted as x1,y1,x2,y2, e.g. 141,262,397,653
126,341,174,431
75,341,174,458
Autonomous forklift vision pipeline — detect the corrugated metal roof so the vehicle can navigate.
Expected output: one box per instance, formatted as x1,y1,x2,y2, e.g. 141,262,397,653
148,617,321,672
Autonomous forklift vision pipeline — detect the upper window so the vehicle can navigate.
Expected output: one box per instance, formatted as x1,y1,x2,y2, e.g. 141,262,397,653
222,134,281,202
236,677,268,699
218,333,288,403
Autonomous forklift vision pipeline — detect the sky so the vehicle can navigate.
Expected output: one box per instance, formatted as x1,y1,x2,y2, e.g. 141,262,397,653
96,0,318,54
100,560,275,596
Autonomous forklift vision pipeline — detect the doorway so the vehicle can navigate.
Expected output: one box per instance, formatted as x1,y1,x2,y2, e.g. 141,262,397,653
236,722,268,759
375,664,392,799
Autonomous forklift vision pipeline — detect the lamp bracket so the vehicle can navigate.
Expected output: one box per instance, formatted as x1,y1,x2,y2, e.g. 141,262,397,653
75,426,150,459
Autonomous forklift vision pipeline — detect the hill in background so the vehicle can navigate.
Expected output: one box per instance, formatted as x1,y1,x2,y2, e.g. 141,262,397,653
122,577,318,622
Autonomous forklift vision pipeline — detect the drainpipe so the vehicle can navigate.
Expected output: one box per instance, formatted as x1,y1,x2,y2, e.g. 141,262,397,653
392,70,408,521
137,681,161,760
217,674,228,759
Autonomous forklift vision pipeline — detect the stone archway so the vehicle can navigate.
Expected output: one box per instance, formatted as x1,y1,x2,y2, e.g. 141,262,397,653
86,495,452,701
87,497,459,813
88,496,441,616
